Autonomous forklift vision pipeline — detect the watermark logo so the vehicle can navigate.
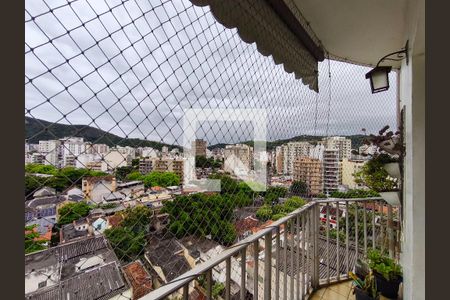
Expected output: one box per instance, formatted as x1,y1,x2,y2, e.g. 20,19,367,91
182,108,267,192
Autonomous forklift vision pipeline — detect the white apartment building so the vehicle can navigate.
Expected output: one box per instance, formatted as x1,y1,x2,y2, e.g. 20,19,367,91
38,140,62,167
60,137,87,167
140,147,158,158
223,144,253,175
91,143,110,155
281,141,313,175
323,148,342,194
103,150,132,171
321,136,352,161
115,146,136,159
75,153,104,170
309,144,325,161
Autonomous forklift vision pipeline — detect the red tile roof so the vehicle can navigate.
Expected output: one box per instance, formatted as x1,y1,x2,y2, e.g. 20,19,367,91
123,261,153,300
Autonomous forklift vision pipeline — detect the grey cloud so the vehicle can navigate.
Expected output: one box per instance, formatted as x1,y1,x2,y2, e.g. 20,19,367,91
26,0,396,146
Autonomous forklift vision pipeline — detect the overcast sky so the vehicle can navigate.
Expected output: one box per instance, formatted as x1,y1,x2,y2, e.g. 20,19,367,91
25,0,397,146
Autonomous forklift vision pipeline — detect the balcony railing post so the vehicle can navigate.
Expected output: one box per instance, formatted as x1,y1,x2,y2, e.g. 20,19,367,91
183,284,189,300
283,223,288,300
226,257,231,300
264,232,272,300
301,213,306,299
206,269,213,300
290,220,295,300
275,227,280,300
296,215,301,300
336,200,340,280
254,240,259,300
241,247,247,300
311,204,320,290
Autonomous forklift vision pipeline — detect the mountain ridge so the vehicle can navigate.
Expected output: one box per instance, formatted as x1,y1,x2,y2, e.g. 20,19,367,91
26,117,366,151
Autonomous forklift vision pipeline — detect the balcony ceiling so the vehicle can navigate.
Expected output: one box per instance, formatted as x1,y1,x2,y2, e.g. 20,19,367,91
292,0,408,67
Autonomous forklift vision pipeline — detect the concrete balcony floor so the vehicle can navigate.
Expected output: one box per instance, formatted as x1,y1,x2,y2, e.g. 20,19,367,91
311,280,403,300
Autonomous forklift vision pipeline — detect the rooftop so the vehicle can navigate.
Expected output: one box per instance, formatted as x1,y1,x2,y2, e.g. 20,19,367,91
25,236,128,299
122,260,153,300
145,237,192,283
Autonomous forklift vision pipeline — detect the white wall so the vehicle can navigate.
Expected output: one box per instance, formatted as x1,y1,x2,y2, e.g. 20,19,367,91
399,0,425,299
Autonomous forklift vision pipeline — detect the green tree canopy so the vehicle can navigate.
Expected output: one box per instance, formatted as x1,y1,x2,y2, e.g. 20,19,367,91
104,226,146,261
57,202,92,225
290,180,308,196
141,171,180,188
126,171,143,181
162,193,237,245
25,164,58,175
120,206,152,233
264,186,287,205
115,166,135,181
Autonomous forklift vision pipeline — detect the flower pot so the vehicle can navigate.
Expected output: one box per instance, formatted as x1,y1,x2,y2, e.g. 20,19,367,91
384,162,401,179
379,191,401,206
373,272,402,299
354,287,379,300
354,259,369,280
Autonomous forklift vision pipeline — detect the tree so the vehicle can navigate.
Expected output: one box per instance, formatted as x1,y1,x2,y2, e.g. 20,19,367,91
58,202,92,225
120,206,152,234
209,174,239,194
256,206,273,222
141,171,180,188
131,158,140,168
25,175,46,198
25,225,47,254
283,196,307,211
163,193,237,246
290,180,308,196
126,171,143,181
104,227,146,261
25,164,58,175
115,166,135,181
264,186,287,205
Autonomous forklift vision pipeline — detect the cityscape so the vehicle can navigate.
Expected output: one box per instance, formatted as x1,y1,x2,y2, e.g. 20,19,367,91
25,132,387,299
24,0,425,299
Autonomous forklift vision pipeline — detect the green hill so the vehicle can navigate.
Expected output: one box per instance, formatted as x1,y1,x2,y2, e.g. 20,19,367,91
26,117,366,151
25,117,178,151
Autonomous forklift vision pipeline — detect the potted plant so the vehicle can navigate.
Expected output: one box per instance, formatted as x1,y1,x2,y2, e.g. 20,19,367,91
354,258,370,280
371,153,401,179
367,250,403,299
364,125,403,156
349,271,379,300
354,154,401,206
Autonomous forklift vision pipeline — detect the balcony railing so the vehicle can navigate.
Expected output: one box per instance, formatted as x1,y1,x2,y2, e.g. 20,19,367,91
143,197,400,300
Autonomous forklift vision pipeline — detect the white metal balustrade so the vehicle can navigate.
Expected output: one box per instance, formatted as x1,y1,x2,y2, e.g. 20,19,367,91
142,197,401,300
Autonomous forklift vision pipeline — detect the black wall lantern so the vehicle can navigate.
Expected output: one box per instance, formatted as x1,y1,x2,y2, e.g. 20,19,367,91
365,41,409,93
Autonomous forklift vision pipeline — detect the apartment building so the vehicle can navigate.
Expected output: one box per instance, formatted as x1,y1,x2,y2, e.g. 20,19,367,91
342,158,367,189
223,144,253,175
323,149,342,194
274,146,284,175
192,139,207,157
38,140,62,167
139,157,184,179
293,156,323,196
280,142,313,175
321,136,352,161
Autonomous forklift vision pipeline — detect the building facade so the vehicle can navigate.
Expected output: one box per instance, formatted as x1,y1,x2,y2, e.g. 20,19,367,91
323,149,342,194
341,158,366,189
293,156,323,196
223,144,253,175
192,139,207,157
